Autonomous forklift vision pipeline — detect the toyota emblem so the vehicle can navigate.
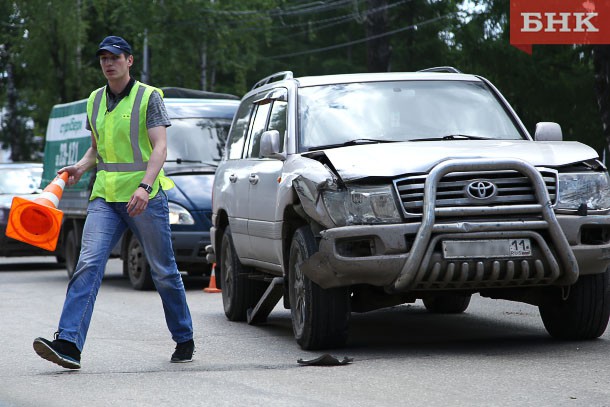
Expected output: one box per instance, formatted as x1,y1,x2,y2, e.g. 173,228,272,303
466,180,497,200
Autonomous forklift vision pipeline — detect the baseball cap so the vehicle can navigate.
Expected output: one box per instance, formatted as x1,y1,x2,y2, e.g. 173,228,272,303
96,36,132,56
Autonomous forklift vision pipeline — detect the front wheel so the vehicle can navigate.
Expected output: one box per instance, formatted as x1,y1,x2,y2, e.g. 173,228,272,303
539,270,610,340
125,234,155,291
288,226,350,350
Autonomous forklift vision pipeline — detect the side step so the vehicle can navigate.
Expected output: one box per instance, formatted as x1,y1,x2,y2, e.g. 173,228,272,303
247,277,284,325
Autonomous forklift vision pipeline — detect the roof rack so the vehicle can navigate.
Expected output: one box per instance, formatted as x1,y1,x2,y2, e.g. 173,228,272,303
417,66,462,74
251,71,294,90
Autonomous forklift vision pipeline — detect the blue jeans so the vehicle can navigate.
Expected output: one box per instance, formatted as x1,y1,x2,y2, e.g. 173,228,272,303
57,191,193,351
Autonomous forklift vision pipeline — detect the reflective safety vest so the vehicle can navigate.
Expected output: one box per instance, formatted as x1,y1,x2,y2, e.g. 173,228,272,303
86,81,174,202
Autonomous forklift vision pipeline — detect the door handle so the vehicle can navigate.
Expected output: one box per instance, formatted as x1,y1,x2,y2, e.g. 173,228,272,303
249,174,259,185
229,174,237,183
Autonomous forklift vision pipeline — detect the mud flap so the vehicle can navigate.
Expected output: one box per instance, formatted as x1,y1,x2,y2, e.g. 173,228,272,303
247,277,284,325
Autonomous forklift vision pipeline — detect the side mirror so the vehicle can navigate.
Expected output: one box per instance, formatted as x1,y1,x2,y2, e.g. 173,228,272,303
260,130,285,160
534,122,563,141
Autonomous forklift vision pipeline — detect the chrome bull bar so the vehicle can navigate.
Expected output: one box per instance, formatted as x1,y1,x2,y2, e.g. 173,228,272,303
390,158,579,291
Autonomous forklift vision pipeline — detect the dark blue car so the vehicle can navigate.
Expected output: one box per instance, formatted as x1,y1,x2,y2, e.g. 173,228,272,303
122,89,239,289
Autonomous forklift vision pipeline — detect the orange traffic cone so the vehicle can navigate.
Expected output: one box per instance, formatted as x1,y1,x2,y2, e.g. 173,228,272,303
5,172,68,252
204,263,222,293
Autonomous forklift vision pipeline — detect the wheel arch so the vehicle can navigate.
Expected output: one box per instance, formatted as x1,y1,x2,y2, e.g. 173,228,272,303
281,197,326,307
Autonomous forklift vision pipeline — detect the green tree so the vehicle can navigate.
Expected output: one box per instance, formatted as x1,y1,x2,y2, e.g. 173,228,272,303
1,0,608,160
15,0,93,112
0,1,38,161
452,0,604,153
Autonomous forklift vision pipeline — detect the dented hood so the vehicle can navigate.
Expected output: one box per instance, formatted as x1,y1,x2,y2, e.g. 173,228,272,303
318,140,599,181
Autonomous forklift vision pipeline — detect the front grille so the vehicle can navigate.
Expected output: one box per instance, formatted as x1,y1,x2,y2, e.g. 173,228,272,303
394,169,557,216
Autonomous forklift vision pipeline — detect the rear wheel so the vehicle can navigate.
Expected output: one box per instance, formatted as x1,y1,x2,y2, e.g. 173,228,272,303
539,271,610,339
288,226,350,350
219,226,266,321
125,234,155,291
65,229,80,279
423,294,471,314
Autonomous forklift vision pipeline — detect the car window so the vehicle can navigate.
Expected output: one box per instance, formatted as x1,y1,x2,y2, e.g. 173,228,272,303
268,100,287,152
246,102,271,159
166,118,232,165
297,80,524,151
226,94,256,160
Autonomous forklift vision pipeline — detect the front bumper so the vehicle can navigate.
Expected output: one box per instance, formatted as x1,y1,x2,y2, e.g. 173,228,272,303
302,215,610,291
301,158,610,292
205,226,218,264
170,230,210,265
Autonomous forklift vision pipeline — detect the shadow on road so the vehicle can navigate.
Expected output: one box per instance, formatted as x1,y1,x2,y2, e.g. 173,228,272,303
101,272,208,291
0,261,65,272
256,302,610,358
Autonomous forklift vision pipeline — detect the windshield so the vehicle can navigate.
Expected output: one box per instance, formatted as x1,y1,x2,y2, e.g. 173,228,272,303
0,167,42,194
298,80,524,151
166,118,232,165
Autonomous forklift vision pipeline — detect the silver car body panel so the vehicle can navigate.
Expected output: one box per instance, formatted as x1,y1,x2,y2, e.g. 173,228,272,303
318,140,598,182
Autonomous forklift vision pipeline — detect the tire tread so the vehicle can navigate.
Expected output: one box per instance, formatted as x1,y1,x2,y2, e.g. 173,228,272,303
290,226,350,350
539,271,610,340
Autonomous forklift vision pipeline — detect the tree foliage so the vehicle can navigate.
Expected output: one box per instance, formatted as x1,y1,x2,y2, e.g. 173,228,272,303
0,0,607,160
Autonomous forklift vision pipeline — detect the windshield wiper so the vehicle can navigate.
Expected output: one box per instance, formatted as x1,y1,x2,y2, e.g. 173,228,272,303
309,138,396,151
166,158,203,164
410,134,491,142
165,158,219,167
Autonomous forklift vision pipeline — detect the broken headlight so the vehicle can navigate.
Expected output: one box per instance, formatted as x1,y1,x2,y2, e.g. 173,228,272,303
322,185,402,226
557,172,610,211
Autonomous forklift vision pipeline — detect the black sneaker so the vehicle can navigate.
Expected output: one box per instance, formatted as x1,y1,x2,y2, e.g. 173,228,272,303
171,339,194,363
33,335,81,369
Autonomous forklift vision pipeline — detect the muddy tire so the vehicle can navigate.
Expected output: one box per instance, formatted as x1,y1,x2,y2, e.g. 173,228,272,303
539,270,610,340
288,226,350,350
219,226,266,321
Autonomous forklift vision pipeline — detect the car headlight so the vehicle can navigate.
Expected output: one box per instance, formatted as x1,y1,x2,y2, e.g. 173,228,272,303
168,202,195,225
322,185,402,226
557,172,610,211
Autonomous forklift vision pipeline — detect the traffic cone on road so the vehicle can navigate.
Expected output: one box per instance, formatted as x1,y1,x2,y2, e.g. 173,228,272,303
5,172,68,251
204,263,222,293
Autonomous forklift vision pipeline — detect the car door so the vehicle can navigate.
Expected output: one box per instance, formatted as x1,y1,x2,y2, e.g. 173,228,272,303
245,89,288,268
216,94,257,259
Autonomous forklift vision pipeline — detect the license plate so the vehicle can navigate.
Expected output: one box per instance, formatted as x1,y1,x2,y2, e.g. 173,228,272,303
442,239,532,259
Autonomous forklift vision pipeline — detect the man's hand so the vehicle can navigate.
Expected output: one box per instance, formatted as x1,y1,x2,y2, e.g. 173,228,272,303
58,165,84,187
127,187,149,217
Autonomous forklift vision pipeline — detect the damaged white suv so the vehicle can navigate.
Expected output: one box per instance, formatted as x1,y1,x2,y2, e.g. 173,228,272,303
208,68,610,350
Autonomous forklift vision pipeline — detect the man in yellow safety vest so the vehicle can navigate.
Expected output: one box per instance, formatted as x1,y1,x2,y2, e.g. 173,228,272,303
33,36,194,369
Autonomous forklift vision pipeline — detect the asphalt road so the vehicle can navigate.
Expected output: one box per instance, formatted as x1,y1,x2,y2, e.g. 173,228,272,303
1,256,609,407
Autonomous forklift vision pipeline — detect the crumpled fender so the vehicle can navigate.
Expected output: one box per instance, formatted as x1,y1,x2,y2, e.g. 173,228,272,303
283,155,339,229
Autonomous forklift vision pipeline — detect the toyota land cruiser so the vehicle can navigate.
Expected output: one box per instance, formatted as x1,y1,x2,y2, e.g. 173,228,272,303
207,68,610,349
